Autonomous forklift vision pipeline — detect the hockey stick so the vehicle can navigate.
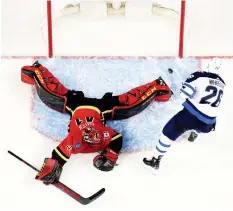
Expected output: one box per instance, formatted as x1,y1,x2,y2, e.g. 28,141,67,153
8,150,105,205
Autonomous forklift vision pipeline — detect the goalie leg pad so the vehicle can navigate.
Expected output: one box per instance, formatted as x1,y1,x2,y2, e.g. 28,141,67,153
111,78,172,120
153,77,173,102
153,88,172,102
21,61,69,113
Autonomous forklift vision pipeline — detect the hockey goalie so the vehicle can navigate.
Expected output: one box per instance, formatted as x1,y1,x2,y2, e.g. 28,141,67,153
21,61,172,185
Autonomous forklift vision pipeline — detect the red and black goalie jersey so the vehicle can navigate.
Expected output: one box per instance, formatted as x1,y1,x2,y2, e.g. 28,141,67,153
52,106,122,166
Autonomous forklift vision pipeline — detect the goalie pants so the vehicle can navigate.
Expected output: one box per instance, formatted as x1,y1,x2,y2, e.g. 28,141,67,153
64,79,168,121
65,91,120,122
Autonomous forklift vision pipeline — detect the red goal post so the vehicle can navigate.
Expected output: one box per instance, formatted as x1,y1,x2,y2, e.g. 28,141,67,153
46,0,186,58
47,0,53,58
179,0,186,58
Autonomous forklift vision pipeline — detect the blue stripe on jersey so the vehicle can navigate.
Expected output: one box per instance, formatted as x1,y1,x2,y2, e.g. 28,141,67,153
183,100,216,124
156,146,167,153
184,82,196,93
181,89,192,98
185,71,225,84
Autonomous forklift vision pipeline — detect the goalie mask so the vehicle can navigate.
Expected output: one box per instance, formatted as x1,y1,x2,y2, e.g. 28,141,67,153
82,127,102,145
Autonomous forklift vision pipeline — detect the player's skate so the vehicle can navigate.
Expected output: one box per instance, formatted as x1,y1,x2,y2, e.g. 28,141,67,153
143,155,163,175
21,61,69,113
188,131,198,142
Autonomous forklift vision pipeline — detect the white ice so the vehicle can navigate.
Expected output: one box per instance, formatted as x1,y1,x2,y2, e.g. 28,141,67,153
1,0,233,211
1,0,233,56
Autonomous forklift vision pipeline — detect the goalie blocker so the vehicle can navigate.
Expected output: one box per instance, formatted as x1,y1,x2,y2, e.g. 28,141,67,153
21,61,172,121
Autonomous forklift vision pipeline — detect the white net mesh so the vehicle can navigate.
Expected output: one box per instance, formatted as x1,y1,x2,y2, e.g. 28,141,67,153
40,0,187,56
152,0,181,19
52,0,182,18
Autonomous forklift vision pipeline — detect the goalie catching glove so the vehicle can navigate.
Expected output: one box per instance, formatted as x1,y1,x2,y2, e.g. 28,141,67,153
93,148,118,172
35,158,63,185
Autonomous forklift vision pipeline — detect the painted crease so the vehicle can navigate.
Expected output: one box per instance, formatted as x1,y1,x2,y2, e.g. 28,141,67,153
32,58,197,151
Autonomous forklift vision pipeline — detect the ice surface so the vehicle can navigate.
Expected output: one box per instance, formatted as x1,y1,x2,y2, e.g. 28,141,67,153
2,0,233,209
33,58,197,151
2,0,233,56
2,58,233,211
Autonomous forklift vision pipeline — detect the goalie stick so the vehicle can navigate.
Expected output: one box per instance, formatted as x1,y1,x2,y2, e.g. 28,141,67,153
8,150,105,205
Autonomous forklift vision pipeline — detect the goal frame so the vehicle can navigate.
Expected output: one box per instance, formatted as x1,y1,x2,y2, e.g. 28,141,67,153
46,0,186,58
1,0,232,60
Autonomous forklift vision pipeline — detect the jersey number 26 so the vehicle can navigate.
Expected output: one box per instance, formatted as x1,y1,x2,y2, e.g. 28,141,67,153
200,85,223,107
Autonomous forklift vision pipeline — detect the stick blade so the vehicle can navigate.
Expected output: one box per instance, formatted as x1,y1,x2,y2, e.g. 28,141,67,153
81,188,106,205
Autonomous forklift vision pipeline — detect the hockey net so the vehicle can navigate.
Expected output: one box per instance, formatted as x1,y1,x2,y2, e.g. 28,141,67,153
41,0,186,58
53,1,182,17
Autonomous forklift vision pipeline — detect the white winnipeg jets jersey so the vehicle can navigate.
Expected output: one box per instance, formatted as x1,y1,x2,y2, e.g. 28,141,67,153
180,71,225,124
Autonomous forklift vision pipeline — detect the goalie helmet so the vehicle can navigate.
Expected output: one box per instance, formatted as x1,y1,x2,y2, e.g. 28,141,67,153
82,127,102,145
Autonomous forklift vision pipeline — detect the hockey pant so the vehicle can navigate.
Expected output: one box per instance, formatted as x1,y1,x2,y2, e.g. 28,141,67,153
162,108,216,141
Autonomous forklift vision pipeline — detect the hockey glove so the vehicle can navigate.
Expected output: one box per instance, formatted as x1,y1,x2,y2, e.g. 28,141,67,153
35,158,63,185
93,148,118,172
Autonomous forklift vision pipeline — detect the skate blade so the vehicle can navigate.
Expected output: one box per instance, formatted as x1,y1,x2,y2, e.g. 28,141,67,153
143,163,158,175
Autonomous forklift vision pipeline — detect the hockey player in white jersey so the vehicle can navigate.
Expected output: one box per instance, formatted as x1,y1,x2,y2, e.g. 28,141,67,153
143,63,225,172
